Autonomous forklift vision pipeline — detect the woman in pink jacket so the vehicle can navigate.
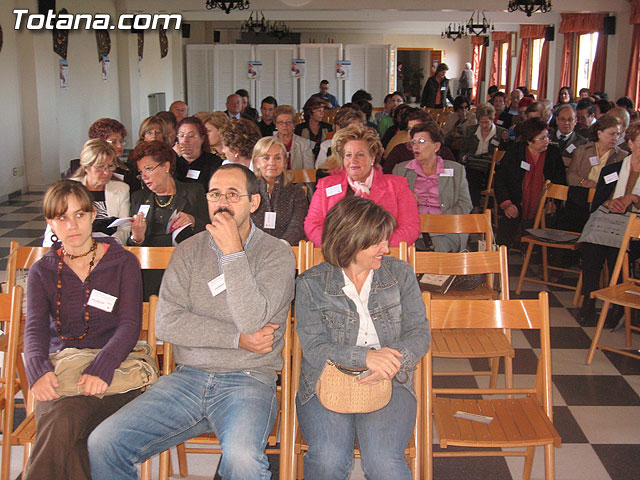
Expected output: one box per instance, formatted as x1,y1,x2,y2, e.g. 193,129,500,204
304,125,420,246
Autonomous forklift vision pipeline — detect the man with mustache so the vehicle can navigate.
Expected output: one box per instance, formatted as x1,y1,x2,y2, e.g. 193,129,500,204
89,164,296,479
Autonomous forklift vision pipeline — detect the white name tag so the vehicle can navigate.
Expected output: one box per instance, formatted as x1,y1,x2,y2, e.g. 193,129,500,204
589,156,599,167
565,143,576,154
87,289,117,313
496,119,504,125
112,172,124,181
491,138,500,146
138,204,150,218
186,169,200,179
604,172,619,184
440,86,447,91
440,168,454,177
208,274,226,297
264,211,276,229
325,184,342,197
520,161,531,171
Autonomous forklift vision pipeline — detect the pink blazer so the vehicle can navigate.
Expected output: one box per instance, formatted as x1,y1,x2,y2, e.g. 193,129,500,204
304,168,421,246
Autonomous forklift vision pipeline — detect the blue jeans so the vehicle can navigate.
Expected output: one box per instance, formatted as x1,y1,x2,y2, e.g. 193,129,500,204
296,386,416,480
88,365,277,480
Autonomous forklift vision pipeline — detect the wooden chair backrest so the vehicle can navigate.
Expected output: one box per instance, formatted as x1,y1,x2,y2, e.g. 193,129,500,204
424,291,552,416
419,209,493,247
304,241,408,272
532,182,596,230
123,246,175,269
485,150,505,193
6,242,48,291
410,245,509,297
289,169,317,184
322,109,337,125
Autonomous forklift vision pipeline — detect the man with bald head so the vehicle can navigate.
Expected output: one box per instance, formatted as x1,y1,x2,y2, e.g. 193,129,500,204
169,101,188,123
225,94,254,121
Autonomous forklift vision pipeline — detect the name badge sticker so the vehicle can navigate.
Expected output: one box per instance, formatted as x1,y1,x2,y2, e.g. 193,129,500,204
186,169,201,179
440,86,447,91
138,205,150,218
208,274,226,297
325,184,343,197
520,161,531,171
565,143,577,154
491,138,500,146
87,290,118,313
589,156,599,167
264,211,276,229
604,172,619,184
440,168,454,177
112,172,124,181
496,119,504,125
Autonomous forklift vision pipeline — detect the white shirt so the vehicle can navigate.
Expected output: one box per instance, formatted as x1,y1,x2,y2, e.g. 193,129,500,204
341,269,381,349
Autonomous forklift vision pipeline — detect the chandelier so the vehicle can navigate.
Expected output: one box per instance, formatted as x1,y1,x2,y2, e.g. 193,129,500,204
241,11,268,33
467,11,494,36
205,0,250,14
442,23,468,42
507,0,552,17
269,21,291,39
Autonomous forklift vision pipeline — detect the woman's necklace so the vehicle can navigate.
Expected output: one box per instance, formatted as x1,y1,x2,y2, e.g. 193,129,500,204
155,193,174,207
56,239,98,340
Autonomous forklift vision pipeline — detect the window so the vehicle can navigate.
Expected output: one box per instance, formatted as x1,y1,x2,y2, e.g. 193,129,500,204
529,38,544,94
499,41,510,90
575,32,599,94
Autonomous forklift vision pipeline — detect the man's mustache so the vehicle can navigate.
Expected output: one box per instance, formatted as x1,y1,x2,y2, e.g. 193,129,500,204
214,207,234,216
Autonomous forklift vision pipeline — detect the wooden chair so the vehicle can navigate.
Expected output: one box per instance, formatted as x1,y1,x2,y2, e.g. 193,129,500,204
515,182,595,306
424,291,561,480
290,169,317,185
0,286,24,480
586,214,640,364
322,109,337,125
409,245,513,389
289,242,419,478
296,112,305,125
479,150,505,228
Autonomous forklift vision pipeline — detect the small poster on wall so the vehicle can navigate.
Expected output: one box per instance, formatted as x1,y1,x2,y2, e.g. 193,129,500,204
248,61,262,79
291,59,305,78
336,60,351,80
60,59,68,88
101,56,110,80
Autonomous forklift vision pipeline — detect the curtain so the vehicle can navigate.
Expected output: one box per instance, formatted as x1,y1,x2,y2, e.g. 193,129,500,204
477,41,487,103
631,0,640,24
559,13,607,34
490,41,500,87
589,34,608,92
559,33,574,90
626,1,640,106
513,39,530,90
471,36,486,104
490,32,512,94
537,39,550,99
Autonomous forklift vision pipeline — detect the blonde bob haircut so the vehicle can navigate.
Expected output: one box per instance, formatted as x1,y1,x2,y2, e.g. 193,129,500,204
322,196,396,268
70,139,117,181
333,124,384,166
43,179,94,220
137,116,170,145
251,137,292,186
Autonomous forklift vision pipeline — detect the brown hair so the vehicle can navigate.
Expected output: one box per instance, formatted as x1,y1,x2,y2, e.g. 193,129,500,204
409,121,444,144
520,118,549,144
222,118,262,159
476,103,496,121
322,196,396,268
333,108,366,129
626,121,640,143
43,179,94,220
137,116,170,145
592,114,622,142
88,118,127,140
303,97,329,122
177,117,211,154
128,140,177,175
273,105,296,123
333,125,384,165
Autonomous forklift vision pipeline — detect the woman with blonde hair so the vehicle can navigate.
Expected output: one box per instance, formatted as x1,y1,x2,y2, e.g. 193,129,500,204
200,111,230,159
44,139,130,246
250,137,308,245
137,116,170,145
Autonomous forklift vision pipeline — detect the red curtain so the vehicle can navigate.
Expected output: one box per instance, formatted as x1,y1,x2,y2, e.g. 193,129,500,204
559,13,607,34
513,39,530,90
626,1,640,106
631,0,640,24
537,40,550,99
477,42,487,104
490,32,512,94
471,36,486,104
589,34,608,92
559,33,574,90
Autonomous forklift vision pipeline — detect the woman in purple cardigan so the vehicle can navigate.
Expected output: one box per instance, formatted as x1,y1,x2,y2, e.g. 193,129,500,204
23,180,143,480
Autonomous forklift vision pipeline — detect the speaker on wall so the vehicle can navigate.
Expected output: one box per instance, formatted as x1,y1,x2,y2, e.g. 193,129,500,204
544,26,555,42
213,30,221,43
483,36,489,47
38,0,56,14
603,16,616,35
181,23,191,39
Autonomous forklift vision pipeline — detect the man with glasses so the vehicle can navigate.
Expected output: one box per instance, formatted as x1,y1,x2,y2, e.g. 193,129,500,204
225,93,254,121
310,79,339,109
549,105,587,166
89,163,296,480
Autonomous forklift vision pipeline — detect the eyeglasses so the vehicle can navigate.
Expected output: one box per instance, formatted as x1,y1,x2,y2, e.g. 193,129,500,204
177,132,200,140
275,120,294,126
206,191,252,203
106,139,125,146
92,164,117,172
137,163,162,177
533,135,550,142
144,129,163,137
410,138,433,146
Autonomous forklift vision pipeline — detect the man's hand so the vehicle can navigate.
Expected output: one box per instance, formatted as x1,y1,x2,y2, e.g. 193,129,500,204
239,323,280,353
77,374,108,396
32,372,60,402
206,212,243,255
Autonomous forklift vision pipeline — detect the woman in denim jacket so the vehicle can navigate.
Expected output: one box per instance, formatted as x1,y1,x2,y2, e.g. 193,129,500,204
295,196,430,480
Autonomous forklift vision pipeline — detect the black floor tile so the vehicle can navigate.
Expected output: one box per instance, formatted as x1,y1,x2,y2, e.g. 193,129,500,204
592,444,640,480
523,326,593,349
0,200,31,206
0,229,48,238
552,406,589,443
602,350,640,375
469,348,539,375
553,375,640,406
0,221,28,229
26,238,44,247
0,247,10,258
432,445,513,480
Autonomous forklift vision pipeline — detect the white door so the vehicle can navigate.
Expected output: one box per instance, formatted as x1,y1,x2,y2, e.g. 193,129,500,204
254,45,299,111
298,44,343,109
343,44,392,108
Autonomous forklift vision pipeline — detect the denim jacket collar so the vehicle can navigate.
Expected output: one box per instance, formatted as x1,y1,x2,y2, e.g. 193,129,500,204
323,260,399,296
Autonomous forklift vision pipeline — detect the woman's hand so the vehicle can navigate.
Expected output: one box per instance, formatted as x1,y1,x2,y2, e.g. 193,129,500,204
501,201,518,219
169,212,195,232
131,212,146,243
608,194,639,213
581,179,597,189
32,372,60,402
359,347,403,385
77,374,108,396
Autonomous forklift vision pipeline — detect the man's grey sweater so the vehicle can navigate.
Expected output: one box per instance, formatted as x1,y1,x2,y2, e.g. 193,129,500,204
156,225,296,380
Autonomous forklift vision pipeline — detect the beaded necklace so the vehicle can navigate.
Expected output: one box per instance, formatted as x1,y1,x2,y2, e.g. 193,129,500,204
56,239,98,340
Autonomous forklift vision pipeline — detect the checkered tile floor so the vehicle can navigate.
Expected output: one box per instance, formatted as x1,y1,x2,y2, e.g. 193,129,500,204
1,191,639,480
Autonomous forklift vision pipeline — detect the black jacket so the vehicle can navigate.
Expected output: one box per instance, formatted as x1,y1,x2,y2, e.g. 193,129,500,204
175,151,222,192
420,75,453,108
591,161,627,212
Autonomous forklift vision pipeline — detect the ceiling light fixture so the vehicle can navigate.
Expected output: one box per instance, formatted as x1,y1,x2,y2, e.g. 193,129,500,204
507,0,552,17
467,10,495,36
442,22,468,42
205,0,250,14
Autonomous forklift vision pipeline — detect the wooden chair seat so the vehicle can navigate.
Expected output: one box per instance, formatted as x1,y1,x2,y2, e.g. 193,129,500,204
427,285,498,300
590,282,640,308
433,396,561,449
432,328,515,359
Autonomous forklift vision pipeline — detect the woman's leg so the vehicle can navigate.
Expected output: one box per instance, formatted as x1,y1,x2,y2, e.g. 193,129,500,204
496,214,521,248
296,395,356,480
23,390,138,480
355,387,416,480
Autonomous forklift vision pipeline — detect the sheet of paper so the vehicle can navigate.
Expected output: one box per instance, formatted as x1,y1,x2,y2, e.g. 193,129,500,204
107,217,133,228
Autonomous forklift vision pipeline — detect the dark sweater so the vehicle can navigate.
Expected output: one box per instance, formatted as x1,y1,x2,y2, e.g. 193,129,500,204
24,238,142,386
175,151,223,192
